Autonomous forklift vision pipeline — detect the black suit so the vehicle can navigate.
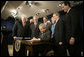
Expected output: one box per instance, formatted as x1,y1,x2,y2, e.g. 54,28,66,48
12,20,31,56
64,8,81,43
33,30,51,56
38,30,50,41
30,22,41,38
64,8,81,56
52,19,66,56
53,19,65,44
12,20,31,37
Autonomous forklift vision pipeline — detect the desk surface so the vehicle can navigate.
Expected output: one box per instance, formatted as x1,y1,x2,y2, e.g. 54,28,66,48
22,40,50,45
14,37,54,46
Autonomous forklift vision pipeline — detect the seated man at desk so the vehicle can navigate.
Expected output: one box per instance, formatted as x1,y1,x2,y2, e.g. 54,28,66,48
30,23,51,56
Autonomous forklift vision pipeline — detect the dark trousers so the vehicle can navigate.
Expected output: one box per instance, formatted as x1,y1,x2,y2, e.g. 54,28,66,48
67,43,81,56
50,38,67,56
53,44,67,56
33,44,48,56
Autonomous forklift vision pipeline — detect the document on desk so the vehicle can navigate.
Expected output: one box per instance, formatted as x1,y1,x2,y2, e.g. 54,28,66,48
15,37,23,40
23,40,33,45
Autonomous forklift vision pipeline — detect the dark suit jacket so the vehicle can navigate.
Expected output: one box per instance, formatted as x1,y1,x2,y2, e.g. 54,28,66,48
12,20,31,37
64,8,80,43
33,30,51,55
30,22,41,38
53,19,65,45
38,30,50,41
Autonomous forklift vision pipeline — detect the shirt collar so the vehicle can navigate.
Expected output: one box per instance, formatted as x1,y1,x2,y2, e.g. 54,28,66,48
67,8,71,13
53,18,59,26
56,18,59,23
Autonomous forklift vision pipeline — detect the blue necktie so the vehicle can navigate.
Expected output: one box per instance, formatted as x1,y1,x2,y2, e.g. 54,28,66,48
51,24,55,36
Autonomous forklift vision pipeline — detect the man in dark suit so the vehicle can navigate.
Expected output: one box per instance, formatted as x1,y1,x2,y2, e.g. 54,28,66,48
12,17,31,37
43,16,51,31
31,23,50,42
12,16,31,56
30,23,50,56
51,12,66,56
61,1,81,56
30,16,41,38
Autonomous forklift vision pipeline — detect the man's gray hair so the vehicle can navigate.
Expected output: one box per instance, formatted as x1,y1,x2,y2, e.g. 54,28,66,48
33,15,39,19
53,12,60,17
39,23,46,29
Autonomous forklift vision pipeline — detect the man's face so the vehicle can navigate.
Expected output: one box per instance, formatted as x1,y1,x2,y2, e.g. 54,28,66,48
53,14,58,20
43,17,48,23
30,19,34,23
51,17,56,24
22,17,27,23
33,17,38,23
61,3,69,12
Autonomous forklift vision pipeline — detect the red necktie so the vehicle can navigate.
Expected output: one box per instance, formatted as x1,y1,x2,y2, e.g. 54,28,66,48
65,13,68,19
23,23,26,28
34,24,37,29
66,13,68,16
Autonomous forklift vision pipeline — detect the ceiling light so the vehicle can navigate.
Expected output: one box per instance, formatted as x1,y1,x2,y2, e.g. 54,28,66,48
36,13,40,16
42,9,46,12
42,9,49,13
10,9,18,18
57,3,61,7
26,1,35,7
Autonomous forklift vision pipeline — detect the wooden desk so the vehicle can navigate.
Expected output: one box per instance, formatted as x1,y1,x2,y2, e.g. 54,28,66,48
13,37,53,56
14,39,52,56
22,40,50,56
